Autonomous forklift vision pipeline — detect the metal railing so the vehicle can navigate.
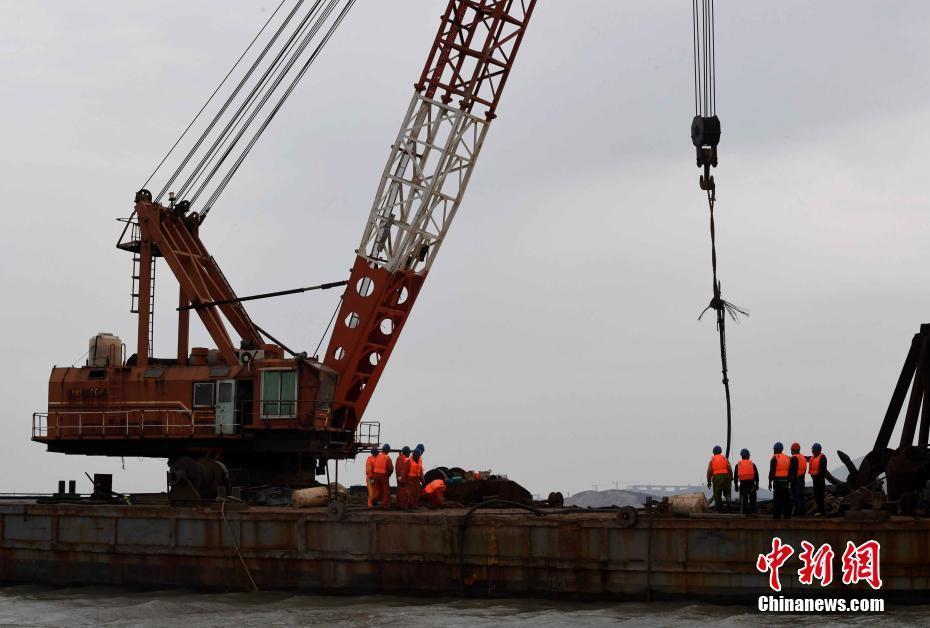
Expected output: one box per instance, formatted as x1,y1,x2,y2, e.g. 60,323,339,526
258,399,332,421
33,410,240,439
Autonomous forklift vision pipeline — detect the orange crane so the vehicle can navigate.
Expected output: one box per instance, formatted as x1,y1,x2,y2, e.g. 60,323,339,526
33,0,537,493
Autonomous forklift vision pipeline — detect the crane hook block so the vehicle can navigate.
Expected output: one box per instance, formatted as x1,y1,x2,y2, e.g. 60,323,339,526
691,115,721,148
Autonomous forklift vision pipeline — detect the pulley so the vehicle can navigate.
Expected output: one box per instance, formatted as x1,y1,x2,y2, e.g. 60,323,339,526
690,114,721,151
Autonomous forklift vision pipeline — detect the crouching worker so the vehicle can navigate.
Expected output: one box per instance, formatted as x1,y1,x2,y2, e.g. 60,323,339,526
424,478,446,507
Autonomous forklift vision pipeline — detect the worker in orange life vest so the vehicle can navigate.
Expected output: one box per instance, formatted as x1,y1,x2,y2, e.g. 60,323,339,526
809,442,828,516
733,448,759,514
424,478,446,507
395,446,411,509
405,450,425,509
768,441,794,519
706,445,732,512
790,442,808,517
371,443,394,509
365,446,379,507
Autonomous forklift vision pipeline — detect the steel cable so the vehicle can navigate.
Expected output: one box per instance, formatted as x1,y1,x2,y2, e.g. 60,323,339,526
175,0,327,201
199,0,356,210
144,0,354,215
313,295,343,360
177,3,324,202
692,0,700,115
190,0,342,206
693,0,743,459
143,0,290,192
156,0,310,202
692,0,716,118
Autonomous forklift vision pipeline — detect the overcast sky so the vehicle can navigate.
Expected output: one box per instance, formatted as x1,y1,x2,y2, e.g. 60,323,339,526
2,1,930,497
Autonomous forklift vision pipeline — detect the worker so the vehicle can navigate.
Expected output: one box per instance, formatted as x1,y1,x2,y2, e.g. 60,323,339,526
733,448,759,514
365,446,379,507
371,443,394,509
414,443,425,465
405,449,425,509
809,442,828,516
424,478,446,507
790,442,808,517
705,445,732,513
768,442,794,519
395,446,411,509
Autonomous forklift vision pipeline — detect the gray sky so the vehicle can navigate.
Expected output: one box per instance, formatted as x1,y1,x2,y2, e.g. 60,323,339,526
2,1,930,497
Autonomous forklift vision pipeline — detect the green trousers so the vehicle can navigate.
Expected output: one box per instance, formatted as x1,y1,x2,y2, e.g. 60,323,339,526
712,473,732,512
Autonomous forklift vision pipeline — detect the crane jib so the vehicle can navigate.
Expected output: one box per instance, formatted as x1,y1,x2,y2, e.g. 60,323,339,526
322,0,538,430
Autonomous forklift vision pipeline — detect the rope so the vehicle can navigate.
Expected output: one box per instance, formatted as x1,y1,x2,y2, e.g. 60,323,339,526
220,500,260,592
698,189,746,459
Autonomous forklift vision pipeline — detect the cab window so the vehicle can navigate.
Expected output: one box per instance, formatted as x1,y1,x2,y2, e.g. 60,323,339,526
261,370,297,418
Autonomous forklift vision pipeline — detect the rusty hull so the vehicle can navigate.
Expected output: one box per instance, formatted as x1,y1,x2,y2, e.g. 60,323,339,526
0,502,924,601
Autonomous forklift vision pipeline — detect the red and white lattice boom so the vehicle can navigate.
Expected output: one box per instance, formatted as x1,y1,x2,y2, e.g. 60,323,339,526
324,0,537,428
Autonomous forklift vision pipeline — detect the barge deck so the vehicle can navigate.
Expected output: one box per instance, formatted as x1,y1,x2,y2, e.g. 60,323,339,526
0,500,923,601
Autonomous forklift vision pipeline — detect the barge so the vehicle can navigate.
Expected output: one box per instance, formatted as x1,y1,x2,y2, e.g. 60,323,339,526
0,500,916,602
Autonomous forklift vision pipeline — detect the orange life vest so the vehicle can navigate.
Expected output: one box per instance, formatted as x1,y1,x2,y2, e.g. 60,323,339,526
809,453,824,476
711,453,729,476
373,452,391,475
793,453,807,476
737,459,755,481
424,479,445,495
773,453,790,478
407,458,423,481
365,455,376,479
395,454,409,479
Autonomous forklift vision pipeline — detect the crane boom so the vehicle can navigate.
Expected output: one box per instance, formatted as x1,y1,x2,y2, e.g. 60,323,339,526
324,0,537,429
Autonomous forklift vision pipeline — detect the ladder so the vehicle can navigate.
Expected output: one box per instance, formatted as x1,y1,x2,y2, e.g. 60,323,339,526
129,221,155,358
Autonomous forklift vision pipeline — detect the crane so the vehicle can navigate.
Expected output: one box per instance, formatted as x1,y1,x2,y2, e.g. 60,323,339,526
33,0,538,493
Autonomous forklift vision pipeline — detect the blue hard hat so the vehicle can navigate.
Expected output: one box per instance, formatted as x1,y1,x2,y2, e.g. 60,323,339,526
370,446,379,456
402,446,411,455
712,445,722,455
381,443,391,452
415,443,425,452
812,442,822,452
773,441,784,452
740,448,750,458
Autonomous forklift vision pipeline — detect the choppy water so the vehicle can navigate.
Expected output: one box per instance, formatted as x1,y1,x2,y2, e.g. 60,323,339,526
0,586,923,627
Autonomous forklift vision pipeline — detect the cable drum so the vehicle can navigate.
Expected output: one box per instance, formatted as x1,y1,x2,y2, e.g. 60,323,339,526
616,505,638,529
